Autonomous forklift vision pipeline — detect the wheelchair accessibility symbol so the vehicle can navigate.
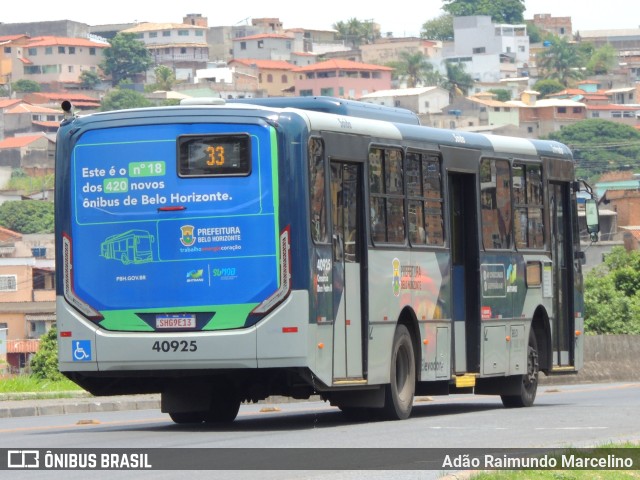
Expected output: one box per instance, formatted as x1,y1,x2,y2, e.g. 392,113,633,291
72,340,92,362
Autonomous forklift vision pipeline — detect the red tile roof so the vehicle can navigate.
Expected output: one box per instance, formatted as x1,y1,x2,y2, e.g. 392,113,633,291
24,36,108,48
0,134,49,149
549,88,586,97
33,121,61,128
6,104,61,114
35,92,98,101
7,339,39,354
0,34,29,43
586,104,640,111
230,59,295,70
234,33,293,41
0,99,23,109
294,59,393,73
0,226,22,242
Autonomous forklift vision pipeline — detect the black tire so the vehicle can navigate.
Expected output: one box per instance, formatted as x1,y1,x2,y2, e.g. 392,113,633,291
338,406,374,421
381,324,416,420
501,331,539,408
204,390,241,423
168,411,205,424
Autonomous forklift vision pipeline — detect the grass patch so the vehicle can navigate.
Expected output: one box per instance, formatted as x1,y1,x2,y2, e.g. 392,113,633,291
470,442,640,479
0,375,83,394
5,173,54,193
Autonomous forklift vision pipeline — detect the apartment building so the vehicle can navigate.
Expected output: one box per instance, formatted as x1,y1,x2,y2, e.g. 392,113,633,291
122,22,209,81
228,59,296,96
231,32,305,61
444,16,530,83
0,229,55,373
6,36,108,88
293,59,393,99
507,90,587,137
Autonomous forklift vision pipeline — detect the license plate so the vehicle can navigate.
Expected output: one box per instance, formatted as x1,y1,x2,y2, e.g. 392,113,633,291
156,314,196,329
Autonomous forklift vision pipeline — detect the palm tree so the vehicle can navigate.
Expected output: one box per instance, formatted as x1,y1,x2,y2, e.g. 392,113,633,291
333,18,376,48
440,61,474,100
537,37,584,87
388,51,440,88
154,65,176,91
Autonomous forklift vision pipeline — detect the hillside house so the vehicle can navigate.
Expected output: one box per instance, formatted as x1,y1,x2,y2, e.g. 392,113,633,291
122,22,209,81
0,133,55,174
293,59,393,99
229,59,296,97
0,228,55,373
360,86,450,115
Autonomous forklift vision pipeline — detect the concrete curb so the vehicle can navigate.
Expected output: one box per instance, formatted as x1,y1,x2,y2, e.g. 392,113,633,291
0,395,161,419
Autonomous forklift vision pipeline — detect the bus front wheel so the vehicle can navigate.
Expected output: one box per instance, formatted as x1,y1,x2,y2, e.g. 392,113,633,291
381,324,415,420
501,331,539,408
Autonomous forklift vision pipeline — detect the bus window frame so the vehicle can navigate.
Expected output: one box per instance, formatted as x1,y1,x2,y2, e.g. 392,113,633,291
405,149,445,249
512,160,546,252
368,144,407,247
308,136,330,246
479,156,514,252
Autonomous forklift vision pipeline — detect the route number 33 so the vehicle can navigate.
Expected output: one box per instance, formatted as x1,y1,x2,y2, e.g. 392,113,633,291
206,145,225,166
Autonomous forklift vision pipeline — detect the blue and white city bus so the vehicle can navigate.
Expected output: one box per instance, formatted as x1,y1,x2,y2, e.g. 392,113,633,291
55,96,599,423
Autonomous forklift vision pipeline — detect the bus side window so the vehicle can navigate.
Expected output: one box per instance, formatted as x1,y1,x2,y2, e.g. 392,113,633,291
480,158,513,250
407,152,444,247
308,138,327,243
369,147,405,244
514,163,545,250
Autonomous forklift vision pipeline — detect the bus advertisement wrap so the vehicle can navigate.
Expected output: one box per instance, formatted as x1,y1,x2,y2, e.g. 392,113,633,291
69,123,279,328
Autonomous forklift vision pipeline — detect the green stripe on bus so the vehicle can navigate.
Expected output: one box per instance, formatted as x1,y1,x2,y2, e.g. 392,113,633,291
98,303,259,331
270,126,281,286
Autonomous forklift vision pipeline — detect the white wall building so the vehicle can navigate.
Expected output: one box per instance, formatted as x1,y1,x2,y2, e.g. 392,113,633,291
359,86,450,115
446,16,530,83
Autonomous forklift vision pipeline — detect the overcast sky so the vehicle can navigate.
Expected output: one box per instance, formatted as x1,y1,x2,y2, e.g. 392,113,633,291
2,0,638,37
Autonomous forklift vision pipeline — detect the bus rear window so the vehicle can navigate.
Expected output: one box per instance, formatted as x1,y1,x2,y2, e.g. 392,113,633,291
178,133,251,177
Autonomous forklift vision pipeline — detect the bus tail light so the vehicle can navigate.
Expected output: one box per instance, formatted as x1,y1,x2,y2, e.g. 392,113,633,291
251,227,291,315
62,233,104,321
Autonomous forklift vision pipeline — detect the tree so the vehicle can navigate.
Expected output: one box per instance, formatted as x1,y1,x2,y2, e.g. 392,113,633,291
584,247,640,334
333,18,379,48
547,119,640,180
0,200,54,234
536,36,585,86
487,89,511,102
149,65,176,91
442,0,525,24
421,14,454,41
532,78,565,98
30,327,64,381
525,21,544,44
586,44,617,75
101,32,152,86
387,51,440,88
12,79,41,93
79,70,101,90
440,61,474,99
100,88,153,112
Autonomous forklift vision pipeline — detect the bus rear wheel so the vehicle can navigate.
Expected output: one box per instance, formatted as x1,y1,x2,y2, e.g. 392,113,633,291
204,383,241,423
381,324,415,420
169,411,205,424
501,331,539,408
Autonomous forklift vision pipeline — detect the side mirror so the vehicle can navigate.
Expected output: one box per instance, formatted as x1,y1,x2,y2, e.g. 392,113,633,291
585,199,600,242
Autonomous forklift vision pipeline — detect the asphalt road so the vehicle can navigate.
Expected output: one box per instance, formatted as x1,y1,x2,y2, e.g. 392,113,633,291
0,382,639,479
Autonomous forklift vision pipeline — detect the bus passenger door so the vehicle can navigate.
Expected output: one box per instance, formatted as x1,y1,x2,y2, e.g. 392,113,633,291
330,161,364,381
448,172,481,374
550,182,575,368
